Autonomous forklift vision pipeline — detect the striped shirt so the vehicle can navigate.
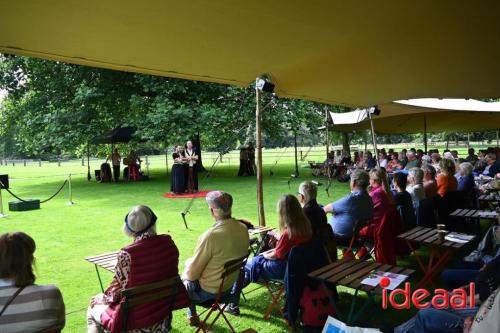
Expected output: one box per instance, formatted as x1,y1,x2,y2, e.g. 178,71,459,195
0,280,65,333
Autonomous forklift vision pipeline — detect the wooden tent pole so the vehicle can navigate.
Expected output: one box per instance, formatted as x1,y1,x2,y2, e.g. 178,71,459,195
294,131,299,176
255,82,266,226
87,143,91,181
367,109,380,167
325,107,330,159
423,113,428,153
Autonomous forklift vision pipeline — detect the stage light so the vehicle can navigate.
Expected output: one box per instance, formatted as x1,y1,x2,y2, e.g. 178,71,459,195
256,78,275,93
369,105,381,116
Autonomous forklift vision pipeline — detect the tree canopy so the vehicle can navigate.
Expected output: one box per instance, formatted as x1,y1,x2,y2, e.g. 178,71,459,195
0,54,326,158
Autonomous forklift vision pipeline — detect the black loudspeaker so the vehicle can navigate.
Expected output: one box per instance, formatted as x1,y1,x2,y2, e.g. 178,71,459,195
0,174,9,189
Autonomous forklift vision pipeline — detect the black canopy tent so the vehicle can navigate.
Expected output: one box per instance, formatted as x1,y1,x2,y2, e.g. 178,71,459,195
88,126,147,180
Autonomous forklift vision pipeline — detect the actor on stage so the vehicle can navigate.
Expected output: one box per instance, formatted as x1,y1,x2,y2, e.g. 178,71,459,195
171,145,186,194
183,140,199,193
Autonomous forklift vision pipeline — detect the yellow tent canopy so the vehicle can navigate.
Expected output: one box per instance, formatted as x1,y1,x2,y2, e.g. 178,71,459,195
2,1,500,107
329,99,500,134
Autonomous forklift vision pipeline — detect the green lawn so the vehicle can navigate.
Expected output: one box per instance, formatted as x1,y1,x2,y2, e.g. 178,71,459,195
0,148,480,332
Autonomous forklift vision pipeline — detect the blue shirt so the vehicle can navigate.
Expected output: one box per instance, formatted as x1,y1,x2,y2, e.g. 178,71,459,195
329,190,374,238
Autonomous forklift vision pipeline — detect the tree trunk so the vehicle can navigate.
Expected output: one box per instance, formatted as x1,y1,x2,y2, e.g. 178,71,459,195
192,133,206,172
342,132,350,156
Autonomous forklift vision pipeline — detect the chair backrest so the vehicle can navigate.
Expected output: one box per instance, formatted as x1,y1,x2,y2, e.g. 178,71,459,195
216,253,249,301
121,275,183,332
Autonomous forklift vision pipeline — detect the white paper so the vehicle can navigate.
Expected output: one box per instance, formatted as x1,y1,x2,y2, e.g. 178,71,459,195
322,316,381,333
361,271,408,290
445,232,475,244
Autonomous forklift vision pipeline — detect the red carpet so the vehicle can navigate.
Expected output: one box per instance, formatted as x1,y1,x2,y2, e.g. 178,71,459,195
162,190,212,199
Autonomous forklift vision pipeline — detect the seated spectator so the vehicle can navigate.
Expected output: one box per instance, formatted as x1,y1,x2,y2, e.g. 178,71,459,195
378,152,388,168
431,152,441,173
436,158,458,197
365,152,376,169
182,192,249,324
464,224,500,265
334,150,342,164
404,151,421,170
386,152,399,172
88,206,188,332
422,164,438,198
357,168,394,241
421,154,432,167
324,169,373,239
395,254,500,333
457,162,476,204
466,147,479,165
0,232,65,333
406,167,426,207
482,153,500,177
474,150,487,173
397,152,407,169
392,172,416,231
298,181,329,237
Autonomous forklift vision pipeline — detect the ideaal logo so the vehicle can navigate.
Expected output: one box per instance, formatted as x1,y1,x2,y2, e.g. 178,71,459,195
379,277,475,309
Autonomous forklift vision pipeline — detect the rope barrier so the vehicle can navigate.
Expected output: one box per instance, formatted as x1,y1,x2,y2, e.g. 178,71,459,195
1,179,68,203
9,173,86,180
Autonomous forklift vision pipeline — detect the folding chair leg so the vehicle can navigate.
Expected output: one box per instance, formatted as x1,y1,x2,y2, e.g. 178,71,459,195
196,307,214,333
263,285,285,320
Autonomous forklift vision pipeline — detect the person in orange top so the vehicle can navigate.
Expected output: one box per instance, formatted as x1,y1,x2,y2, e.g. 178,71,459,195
436,158,458,197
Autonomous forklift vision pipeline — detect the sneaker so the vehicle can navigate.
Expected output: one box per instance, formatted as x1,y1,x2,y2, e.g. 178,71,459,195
187,315,200,327
224,303,240,316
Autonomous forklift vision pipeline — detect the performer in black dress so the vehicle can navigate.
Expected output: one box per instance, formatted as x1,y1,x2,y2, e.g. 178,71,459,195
171,145,186,194
247,142,256,176
183,140,199,193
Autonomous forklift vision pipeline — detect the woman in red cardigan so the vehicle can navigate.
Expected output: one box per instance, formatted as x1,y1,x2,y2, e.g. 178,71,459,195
87,206,189,333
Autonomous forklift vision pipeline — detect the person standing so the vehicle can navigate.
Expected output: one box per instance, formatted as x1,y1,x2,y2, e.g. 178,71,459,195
171,145,186,194
106,148,121,182
183,140,199,193
237,146,249,176
247,142,256,176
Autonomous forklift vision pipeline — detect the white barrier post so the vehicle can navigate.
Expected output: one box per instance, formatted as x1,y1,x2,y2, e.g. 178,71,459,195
67,174,75,206
0,186,7,218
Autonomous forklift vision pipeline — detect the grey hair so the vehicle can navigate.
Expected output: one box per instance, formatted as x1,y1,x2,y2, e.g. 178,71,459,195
408,167,424,185
123,205,157,238
206,191,233,219
298,181,317,203
351,169,369,190
486,153,497,161
421,164,437,178
459,162,474,176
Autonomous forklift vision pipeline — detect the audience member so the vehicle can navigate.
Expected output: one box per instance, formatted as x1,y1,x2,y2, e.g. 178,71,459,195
431,152,441,173
0,232,65,333
182,191,248,324
365,152,376,169
406,167,426,207
242,195,312,285
324,169,373,239
404,151,421,170
386,152,399,172
457,162,477,208
482,153,500,177
88,206,188,332
392,172,416,231
397,152,407,169
298,181,328,239
422,164,438,198
437,158,458,197
378,152,388,168
466,148,479,165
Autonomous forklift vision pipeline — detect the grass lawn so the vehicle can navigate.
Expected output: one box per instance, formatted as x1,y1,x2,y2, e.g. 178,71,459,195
0,148,481,332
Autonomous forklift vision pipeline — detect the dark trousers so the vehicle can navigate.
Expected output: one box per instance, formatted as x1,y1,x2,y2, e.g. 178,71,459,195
112,165,120,181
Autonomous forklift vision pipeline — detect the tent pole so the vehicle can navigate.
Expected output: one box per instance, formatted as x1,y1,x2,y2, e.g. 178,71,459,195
294,131,299,176
87,143,91,181
367,110,380,167
423,113,428,153
255,82,266,227
325,107,330,159
497,131,499,147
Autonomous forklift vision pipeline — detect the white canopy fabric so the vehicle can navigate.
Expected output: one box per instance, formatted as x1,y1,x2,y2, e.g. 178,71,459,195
329,99,500,134
2,1,500,107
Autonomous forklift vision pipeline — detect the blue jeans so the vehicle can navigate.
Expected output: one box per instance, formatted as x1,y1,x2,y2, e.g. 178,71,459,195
234,257,287,306
183,280,217,318
395,307,477,333
441,261,482,290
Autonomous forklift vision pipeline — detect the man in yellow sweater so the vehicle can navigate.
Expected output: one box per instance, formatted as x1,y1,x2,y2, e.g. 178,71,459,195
182,191,249,326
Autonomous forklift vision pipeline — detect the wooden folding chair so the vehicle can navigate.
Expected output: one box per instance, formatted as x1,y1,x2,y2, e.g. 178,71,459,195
196,254,249,333
121,275,183,333
260,278,285,320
